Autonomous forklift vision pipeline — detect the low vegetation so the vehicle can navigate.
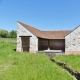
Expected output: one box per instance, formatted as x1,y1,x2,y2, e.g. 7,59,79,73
54,55,80,71
0,38,16,43
0,42,74,80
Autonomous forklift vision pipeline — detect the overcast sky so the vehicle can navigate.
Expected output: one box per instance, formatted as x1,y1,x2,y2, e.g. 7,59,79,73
0,0,80,31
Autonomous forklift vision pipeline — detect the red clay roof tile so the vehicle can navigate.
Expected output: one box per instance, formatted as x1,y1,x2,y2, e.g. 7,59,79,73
18,21,71,39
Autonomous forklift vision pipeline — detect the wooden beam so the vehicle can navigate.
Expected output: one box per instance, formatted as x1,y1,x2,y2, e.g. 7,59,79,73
19,36,32,37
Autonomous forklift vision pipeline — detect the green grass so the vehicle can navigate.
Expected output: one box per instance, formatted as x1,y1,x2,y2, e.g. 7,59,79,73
53,55,80,71
0,38,16,43
0,43,74,80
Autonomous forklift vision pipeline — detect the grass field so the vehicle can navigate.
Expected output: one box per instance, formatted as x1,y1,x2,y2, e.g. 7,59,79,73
0,38,16,43
54,55,80,71
0,42,74,80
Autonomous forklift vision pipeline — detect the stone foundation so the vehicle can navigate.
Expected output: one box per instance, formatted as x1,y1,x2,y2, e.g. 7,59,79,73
29,50,37,53
16,48,22,52
38,50,64,57
65,51,80,55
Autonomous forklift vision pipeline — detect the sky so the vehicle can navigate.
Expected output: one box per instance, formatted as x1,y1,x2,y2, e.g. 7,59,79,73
0,0,80,31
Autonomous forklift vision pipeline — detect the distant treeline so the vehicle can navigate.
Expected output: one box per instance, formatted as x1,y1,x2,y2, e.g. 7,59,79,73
0,29,17,38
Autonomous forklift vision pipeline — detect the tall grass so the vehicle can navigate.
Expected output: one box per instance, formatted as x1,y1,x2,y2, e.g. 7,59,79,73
54,55,80,71
0,38,16,43
0,43,74,80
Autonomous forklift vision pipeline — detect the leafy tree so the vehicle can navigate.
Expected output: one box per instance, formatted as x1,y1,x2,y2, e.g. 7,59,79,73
9,30,17,38
0,29,8,38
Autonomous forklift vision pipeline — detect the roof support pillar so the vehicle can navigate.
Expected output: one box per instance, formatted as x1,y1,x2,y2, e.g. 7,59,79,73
48,39,50,50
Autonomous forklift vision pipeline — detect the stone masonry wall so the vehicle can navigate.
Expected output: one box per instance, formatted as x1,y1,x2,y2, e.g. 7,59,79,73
16,23,38,53
65,26,80,54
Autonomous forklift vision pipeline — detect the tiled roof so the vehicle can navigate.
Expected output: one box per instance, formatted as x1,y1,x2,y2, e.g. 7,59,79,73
42,30,71,39
18,21,71,39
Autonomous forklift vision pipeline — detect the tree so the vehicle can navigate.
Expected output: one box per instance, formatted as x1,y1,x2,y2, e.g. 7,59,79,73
9,30,17,38
0,29,8,38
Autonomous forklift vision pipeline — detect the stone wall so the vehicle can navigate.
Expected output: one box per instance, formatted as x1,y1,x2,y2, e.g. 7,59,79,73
16,22,38,53
65,26,80,54
38,38,65,51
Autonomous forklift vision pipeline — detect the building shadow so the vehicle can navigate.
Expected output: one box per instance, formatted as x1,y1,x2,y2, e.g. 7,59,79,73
13,49,16,51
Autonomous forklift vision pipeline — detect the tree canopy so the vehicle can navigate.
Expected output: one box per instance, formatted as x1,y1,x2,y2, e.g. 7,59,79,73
0,29,17,38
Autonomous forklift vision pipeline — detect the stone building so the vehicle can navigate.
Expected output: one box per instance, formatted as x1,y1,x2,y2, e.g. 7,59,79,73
65,26,80,54
16,21,80,54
